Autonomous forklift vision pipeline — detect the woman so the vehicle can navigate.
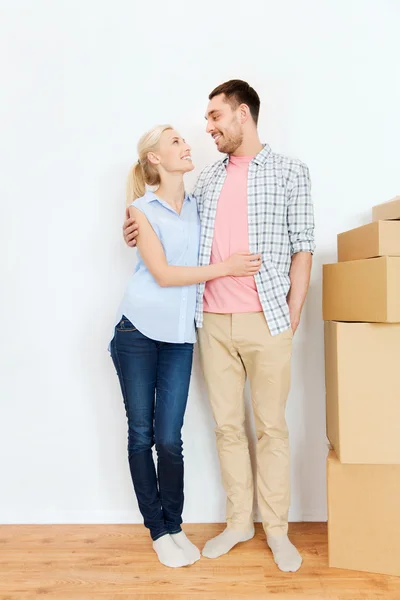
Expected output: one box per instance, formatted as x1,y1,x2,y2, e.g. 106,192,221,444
110,125,261,568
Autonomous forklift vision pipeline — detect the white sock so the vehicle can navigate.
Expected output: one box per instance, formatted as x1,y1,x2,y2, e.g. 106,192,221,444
152,534,191,568
171,531,201,564
267,534,302,572
202,526,255,559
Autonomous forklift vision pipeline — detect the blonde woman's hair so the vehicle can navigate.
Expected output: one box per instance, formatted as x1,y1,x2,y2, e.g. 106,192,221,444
126,124,173,206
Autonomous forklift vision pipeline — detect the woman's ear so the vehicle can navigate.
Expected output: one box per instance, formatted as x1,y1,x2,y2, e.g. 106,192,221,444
147,151,160,166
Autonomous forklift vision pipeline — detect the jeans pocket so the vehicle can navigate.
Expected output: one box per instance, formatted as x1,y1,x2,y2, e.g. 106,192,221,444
116,316,137,332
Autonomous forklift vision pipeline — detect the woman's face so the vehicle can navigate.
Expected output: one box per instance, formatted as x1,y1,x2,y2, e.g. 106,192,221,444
150,129,194,174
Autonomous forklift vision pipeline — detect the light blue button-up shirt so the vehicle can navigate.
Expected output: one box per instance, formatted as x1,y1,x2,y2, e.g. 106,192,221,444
115,191,200,344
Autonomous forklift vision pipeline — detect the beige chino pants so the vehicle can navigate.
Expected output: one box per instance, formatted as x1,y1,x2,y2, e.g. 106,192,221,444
197,312,293,536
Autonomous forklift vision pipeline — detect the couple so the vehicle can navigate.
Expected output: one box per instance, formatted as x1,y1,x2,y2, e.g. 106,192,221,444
110,80,315,571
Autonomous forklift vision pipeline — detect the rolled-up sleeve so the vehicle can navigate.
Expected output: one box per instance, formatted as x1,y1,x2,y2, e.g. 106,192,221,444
287,163,315,256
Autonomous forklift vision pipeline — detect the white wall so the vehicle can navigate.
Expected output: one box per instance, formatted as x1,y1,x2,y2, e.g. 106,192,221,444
1,0,399,524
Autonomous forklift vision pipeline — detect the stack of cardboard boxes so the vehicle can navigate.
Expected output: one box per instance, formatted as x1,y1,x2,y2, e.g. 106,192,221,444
322,195,400,577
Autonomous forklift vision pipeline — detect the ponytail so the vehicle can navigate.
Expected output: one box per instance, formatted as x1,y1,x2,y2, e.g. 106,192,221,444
126,161,146,206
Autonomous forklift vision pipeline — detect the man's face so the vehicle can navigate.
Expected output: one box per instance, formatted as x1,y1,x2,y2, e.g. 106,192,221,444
205,94,243,154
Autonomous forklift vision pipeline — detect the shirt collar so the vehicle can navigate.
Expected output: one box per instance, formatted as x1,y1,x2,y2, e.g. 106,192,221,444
145,190,192,203
222,143,272,167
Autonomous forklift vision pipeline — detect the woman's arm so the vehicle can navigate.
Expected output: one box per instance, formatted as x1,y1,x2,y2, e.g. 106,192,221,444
131,207,261,287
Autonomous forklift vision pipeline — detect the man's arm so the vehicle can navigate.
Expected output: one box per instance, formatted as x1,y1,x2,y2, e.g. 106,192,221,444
122,168,207,248
286,163,315,333
287,252,312,333
191,167,206,213
123,206,139,247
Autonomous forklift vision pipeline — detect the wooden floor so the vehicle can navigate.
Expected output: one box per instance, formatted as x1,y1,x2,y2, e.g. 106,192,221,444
1,523,400,600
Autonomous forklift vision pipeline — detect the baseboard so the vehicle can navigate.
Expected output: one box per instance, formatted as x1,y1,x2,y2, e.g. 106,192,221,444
0,509,328,525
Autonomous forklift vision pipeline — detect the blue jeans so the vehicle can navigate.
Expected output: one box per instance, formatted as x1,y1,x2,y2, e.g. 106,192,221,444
110,316,194,541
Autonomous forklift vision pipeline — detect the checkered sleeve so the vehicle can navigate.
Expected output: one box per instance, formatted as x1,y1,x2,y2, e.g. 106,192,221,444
192,167,209,214
287,162,315,255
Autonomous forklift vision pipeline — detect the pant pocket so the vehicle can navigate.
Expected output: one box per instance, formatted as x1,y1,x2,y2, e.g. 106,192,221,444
116,315,137,332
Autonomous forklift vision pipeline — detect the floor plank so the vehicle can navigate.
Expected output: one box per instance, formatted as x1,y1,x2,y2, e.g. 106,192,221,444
1,523,399,599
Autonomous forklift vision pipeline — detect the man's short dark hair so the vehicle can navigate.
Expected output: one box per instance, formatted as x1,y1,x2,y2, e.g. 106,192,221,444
209,79,260,125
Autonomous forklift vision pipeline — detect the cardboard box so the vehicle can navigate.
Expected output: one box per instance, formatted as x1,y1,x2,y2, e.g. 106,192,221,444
327,450,400,576
337,221,400,262
372,195,400,221
323,256,400,322
324,321,400,464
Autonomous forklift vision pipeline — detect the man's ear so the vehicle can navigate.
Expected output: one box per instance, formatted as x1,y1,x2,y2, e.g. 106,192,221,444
239,103,250,124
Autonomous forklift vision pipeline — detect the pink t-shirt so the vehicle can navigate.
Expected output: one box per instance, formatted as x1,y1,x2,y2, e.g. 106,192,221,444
203,155,263,314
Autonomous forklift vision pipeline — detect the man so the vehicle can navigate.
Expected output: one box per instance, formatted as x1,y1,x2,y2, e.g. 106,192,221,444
123,80,315,572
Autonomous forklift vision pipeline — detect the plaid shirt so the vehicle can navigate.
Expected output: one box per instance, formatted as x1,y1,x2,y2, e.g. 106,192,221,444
193,143,315,336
